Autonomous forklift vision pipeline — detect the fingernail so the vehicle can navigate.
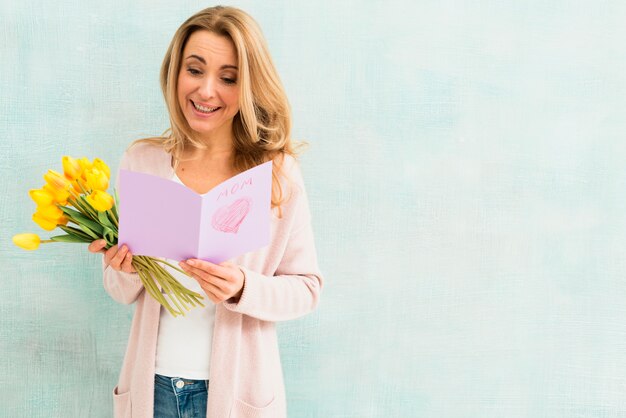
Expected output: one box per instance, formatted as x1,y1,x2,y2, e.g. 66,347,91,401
187,260,195,266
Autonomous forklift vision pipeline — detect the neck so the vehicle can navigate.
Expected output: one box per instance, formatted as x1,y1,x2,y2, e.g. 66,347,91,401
187,127,235,162
187,145,234,161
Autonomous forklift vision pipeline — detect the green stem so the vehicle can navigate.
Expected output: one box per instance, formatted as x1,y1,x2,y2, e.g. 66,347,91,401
78,196,99,220
67,196,98,222
150,258,191,277
128,255,206,317
76,178,91,195
145,257,187,315
140,257,185,316
133,257,179,317
107,209,118,228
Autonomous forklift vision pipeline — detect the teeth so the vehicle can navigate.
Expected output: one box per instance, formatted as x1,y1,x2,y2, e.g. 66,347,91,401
193,101,220,113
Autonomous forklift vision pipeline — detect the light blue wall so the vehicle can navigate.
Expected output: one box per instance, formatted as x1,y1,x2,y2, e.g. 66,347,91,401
2,1,626,417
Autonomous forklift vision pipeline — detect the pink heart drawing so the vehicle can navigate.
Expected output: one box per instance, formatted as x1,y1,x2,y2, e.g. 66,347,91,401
211,197,253,234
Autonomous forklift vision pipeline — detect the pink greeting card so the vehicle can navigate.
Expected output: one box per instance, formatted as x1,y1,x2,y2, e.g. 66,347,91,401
118,161,272,263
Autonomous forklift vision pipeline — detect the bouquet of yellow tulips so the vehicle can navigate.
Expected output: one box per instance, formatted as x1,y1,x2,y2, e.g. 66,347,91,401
12,156,205,317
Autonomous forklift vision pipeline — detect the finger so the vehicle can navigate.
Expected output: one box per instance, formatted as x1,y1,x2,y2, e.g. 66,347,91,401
110,245,129,270
218,261,244,282
184,271,222,303
121,252,135,273
203,290,221,304
103,244,118,266
179,264,224,292
181,265,229,293
196,279,225,302
88,239,107,254
183,259,231,280
182,264,221,286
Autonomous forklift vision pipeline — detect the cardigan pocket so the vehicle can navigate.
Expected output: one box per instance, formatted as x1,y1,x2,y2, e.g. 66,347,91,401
113,385,131,418
229,395,278,418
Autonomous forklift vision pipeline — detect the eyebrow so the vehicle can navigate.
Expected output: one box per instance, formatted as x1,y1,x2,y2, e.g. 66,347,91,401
185,54,238,70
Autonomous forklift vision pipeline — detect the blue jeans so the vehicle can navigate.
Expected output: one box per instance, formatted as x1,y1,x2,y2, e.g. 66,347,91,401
153,374,209,418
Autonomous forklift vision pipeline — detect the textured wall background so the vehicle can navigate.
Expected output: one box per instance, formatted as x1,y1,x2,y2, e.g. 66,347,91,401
2,0,626,417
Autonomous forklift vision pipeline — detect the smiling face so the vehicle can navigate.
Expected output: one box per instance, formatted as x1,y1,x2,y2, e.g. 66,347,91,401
177,30,240,144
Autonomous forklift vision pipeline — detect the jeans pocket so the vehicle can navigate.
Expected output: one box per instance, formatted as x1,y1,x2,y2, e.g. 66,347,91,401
113,385,131,418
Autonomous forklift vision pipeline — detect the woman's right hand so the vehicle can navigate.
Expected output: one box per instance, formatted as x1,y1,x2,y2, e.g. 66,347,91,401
88,240,137,273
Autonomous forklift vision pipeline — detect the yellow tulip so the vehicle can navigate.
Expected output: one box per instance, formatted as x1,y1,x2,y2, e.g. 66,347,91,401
32,212,58,231
44,169,71,192
71,179,83,194
43,184,70,206
62,156,82,181
86,190,114,211
93,158,111,179
36,204,63,219
57,215,69,226
29,188,55,206
85,168,109,191
78,157,94,181
12,233,41,250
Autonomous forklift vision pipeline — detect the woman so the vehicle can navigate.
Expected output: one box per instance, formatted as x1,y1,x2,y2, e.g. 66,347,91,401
88,6,323,418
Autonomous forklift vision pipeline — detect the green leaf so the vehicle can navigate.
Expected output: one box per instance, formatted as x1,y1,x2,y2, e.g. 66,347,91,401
59,206,103,235
59,225,93,240
77,223,99,239
106,209,118,229
98,210,115,229
102,227,117,247
112,188,120,219
50,234,91,243
71,195,88,213
67,197,96,222
78,195,99,220
58,205,84,219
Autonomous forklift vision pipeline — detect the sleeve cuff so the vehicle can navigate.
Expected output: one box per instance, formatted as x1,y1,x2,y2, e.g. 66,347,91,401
222,265,258,313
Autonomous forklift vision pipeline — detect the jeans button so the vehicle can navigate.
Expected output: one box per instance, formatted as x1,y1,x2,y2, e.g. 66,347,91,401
175,380,185,389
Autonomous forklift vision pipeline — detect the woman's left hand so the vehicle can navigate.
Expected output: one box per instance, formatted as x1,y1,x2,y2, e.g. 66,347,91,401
179,259,245,304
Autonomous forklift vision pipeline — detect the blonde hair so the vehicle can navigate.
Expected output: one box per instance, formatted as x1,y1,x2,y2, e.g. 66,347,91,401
133,5,307,217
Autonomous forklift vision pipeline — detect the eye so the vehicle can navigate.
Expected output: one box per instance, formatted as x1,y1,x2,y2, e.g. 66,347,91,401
222,78,237,85
187,68,202,76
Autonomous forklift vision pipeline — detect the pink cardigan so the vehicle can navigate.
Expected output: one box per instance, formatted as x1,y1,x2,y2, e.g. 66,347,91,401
102,142,324,418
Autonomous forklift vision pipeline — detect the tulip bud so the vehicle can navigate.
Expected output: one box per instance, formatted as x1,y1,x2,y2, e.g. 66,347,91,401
44,169,71,192
71,179,83,194
57,215,69,226
62,156,82,181
86,190,114,211
36,204,63,220
93,158,111,179
12,233,41,250
32,212,58,231
43,184,70,206
29,188,55,206
85,168,109,191
78,157,94,181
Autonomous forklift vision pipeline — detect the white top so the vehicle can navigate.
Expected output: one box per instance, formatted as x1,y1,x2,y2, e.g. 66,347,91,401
153,172,216,380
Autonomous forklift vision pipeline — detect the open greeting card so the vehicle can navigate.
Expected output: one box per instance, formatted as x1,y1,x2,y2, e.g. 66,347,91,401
118,161,272,263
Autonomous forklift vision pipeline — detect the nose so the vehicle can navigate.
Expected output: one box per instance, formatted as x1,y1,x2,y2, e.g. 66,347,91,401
198,75,218,99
